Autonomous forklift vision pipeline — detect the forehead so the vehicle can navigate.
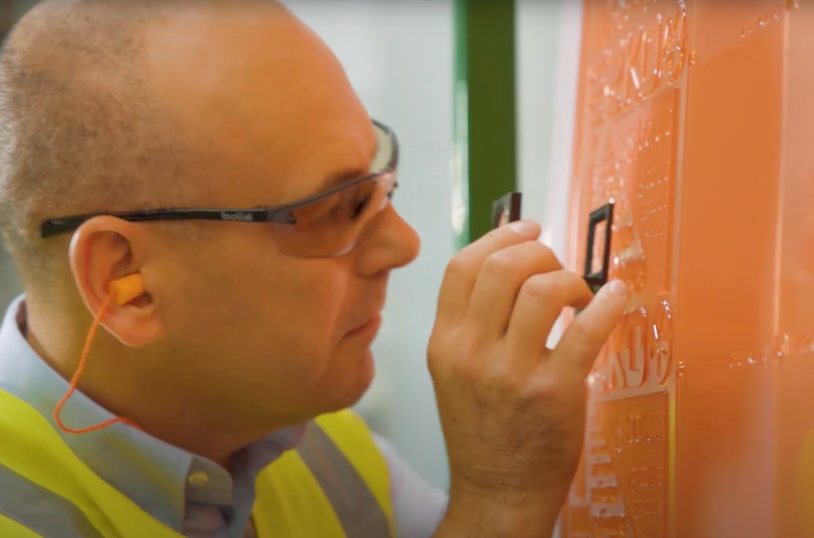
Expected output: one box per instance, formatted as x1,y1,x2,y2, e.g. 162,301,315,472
142,3,377,206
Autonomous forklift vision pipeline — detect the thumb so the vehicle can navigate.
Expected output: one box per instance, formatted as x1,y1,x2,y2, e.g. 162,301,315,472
548,280,629,383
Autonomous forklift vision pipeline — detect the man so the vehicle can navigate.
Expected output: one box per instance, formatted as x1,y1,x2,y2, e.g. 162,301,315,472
0,1,628,537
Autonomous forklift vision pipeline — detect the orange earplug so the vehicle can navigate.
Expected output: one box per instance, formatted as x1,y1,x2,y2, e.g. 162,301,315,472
108,273,144,306
54,273,145,435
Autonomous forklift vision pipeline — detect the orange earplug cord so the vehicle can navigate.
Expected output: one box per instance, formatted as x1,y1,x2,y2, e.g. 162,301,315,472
54,275,144,434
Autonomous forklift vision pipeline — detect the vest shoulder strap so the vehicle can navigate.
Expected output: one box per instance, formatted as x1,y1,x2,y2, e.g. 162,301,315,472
314,409,394,522
0,390,182,538
254,409,395,538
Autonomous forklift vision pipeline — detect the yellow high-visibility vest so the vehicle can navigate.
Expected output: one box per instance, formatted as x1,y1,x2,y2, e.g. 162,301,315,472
0,389,395,538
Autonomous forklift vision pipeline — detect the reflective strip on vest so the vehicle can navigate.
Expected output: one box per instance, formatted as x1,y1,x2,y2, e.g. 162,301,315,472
0,419,390,538
0,460,105,538
296,422,392,538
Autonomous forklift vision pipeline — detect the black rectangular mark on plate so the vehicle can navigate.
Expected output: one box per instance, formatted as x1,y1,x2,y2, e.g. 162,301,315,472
583,202,614,294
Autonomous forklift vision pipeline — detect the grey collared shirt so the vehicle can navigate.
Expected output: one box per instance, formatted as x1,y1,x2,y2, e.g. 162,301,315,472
0,297,447,538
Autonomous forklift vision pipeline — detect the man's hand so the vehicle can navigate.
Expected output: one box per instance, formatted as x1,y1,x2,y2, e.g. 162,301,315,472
428,220,628,537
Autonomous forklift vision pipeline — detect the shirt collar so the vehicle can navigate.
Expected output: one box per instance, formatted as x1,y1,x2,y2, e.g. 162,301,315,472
0,296,306,531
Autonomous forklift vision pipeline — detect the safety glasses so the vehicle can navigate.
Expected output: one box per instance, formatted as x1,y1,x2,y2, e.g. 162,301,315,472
39,120,399,258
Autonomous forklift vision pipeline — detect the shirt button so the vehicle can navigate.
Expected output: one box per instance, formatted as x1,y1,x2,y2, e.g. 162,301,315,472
187,471,210,487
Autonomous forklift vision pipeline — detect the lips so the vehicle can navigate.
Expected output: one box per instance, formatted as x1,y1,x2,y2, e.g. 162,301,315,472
347,313,382,337
346,286,387,337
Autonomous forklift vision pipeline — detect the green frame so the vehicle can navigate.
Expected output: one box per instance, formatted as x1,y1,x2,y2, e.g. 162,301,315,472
452,0,518,250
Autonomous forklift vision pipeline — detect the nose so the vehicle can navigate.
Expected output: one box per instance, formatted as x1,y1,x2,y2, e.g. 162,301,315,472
354,205,420,277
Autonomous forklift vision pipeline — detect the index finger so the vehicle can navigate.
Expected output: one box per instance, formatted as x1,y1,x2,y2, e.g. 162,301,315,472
436,219,541,325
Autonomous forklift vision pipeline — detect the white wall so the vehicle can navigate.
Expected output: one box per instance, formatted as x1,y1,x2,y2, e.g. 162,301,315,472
516,0,583,346
516,0,562,235
516,0,583,264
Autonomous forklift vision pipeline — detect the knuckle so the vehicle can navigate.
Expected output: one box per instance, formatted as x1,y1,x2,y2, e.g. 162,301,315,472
569,317,605,348
572,273,593,295
426,337,443,366
427,328,480,379
481,346,532,395
427,329,449,368
484,374,517,398
444,255,469,281
467,225,528,255
453,355,483,385
518,241,565,274
519,274,559,305
524,371,563,401
522,371,586,417
427,329,455,366
482,356,518,388
481,250,515,279
530,240,557,262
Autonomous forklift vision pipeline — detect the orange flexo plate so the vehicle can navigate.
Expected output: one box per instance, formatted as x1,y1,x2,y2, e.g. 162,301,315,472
562,1,814,537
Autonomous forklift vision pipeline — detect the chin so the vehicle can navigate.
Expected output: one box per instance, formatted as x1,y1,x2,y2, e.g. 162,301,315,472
325,348,376,413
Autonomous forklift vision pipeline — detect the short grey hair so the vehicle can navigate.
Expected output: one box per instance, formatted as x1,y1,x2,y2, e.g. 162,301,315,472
0,0,195,282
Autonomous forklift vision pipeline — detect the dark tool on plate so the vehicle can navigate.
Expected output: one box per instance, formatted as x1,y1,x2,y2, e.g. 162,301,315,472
491,192,615,294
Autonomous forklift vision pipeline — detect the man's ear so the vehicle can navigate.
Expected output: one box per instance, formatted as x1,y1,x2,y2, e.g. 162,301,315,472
68,216,164,347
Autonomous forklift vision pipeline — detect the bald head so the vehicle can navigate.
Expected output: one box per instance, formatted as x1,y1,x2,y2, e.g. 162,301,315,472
0,0,365,290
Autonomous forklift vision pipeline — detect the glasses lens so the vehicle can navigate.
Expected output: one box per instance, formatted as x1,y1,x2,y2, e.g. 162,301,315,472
271,122,398,258
370,121,396,174
273,172,397,257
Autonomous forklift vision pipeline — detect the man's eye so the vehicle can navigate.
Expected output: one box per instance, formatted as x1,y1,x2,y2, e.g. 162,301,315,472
292,195,340,226
353,195,372,219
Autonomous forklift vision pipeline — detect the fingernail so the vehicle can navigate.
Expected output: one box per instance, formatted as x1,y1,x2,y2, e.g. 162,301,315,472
508,219,537,236
606,280,628,297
